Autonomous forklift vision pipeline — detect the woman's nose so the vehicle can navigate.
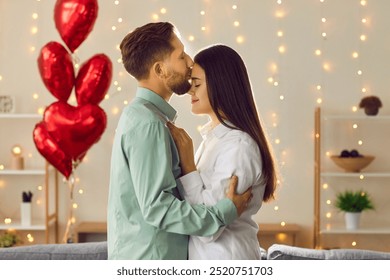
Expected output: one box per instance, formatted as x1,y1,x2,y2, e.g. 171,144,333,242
188,87,195,95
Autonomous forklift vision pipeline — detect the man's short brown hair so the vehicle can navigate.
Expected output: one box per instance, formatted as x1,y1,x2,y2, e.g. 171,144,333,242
120,22,177,80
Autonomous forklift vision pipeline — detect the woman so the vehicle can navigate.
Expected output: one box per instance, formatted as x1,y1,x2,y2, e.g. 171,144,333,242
168,44,277,259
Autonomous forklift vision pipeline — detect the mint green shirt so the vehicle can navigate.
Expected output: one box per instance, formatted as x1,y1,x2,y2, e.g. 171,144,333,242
107,87,237,260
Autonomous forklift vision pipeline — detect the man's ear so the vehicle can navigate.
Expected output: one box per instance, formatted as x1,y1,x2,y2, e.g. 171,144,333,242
153,62,165,78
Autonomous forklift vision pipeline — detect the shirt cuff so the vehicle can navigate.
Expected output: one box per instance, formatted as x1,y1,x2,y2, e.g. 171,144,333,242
178,170,203,193
214,198,238,225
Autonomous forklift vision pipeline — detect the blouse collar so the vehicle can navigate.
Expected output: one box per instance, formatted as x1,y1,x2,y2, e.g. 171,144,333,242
200,120,237,140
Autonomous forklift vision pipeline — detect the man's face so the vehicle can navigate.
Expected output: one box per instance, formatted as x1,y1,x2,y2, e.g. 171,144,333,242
162,35,193,95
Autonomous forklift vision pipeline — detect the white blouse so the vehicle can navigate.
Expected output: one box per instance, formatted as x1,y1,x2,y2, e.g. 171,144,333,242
179,122,265,260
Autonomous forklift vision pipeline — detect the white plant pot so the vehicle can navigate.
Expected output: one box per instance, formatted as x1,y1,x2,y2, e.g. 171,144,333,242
345,212,361,230
21,202,32,226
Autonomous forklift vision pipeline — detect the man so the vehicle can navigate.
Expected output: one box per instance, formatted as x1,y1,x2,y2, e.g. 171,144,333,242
107,22,252,260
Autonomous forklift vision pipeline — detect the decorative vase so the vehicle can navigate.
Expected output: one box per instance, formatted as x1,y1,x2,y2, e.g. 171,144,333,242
364,107,379,116
359,95,382,116
21,202,31,226
345,212,361,230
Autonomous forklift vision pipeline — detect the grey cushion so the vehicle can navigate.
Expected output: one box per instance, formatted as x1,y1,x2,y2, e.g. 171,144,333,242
260,247,267,260
267,244,390,260
0,241,107,260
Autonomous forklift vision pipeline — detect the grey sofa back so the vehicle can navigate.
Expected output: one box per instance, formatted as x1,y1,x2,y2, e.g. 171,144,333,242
0,241,107,260
267,244,390,260
2,242,390,260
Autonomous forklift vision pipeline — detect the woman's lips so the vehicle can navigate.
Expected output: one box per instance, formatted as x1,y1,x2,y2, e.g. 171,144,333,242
191,99,199,104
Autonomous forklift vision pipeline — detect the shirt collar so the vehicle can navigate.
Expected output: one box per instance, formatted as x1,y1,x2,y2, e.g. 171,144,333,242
136,87,178,123
200,121,236,140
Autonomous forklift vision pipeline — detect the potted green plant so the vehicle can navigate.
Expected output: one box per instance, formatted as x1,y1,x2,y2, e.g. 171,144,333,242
0,231,20,248
334,190,374,230
359,95,383,116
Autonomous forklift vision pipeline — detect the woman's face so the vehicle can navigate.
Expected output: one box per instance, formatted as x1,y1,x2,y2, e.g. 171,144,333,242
189,63,214,116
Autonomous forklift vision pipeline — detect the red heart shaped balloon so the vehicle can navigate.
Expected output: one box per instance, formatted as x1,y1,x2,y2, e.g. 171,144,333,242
37,41,75,102
33,122,73,179
43,101,107,161
76,54,112,105
54,0,99,53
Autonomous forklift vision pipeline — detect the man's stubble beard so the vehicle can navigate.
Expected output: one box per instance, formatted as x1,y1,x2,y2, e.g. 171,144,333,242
165,68,191,96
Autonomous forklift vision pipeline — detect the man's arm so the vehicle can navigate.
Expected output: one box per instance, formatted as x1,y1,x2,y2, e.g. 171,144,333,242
124,121,244,236
226,176,253,216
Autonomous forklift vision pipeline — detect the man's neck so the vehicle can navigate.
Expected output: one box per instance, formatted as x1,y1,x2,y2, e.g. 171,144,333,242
138,81,172,102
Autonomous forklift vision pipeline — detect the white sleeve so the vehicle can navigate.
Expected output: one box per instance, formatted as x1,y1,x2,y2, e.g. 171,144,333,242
179,137,262,243
178,171,204,205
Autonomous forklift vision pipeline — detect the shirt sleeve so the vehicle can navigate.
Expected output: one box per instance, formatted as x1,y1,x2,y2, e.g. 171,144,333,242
122,121,237,236
179,136,262,242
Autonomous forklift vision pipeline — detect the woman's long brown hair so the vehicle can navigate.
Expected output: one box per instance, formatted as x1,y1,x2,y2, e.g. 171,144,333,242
194,45,277,202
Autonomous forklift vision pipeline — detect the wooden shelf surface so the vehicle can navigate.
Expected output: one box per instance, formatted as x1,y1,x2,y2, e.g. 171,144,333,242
259,223,300,233
75,222,107,234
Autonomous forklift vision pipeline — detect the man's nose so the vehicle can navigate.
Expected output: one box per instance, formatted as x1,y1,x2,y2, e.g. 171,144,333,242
187,56,194,67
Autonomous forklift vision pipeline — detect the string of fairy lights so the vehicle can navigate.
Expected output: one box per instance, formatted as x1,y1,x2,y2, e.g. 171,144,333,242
321,0,372,248
0,0,45,244
0,0,86,244
266,0,288,234
315,0,326,106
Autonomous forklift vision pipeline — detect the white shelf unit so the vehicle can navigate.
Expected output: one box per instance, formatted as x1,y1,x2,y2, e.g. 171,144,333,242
321,227,390,235
321,172,390,178
0,169,46,175
0,113,42,119
314,107,390,249
0,114,58,243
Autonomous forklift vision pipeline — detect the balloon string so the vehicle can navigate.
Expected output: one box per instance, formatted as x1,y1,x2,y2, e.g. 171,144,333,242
62,165,76,243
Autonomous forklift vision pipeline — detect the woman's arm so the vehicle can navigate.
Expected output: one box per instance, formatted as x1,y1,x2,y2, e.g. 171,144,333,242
168,123,260,242
166,122,196,175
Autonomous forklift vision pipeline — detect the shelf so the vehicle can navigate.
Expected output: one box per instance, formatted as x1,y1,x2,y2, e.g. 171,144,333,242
0,220,47,231
0,169,45,175
1,114,59,244
321,172,390,178
258,223,300,247
320,227,390,235
323,115,390,121
314,107,390,249
0,114,41,119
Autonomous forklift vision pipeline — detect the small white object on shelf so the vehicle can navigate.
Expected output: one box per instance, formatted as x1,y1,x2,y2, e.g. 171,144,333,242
20,202,32,226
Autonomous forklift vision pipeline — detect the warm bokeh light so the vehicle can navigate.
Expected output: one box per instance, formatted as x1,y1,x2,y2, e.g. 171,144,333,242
11,145,22,156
